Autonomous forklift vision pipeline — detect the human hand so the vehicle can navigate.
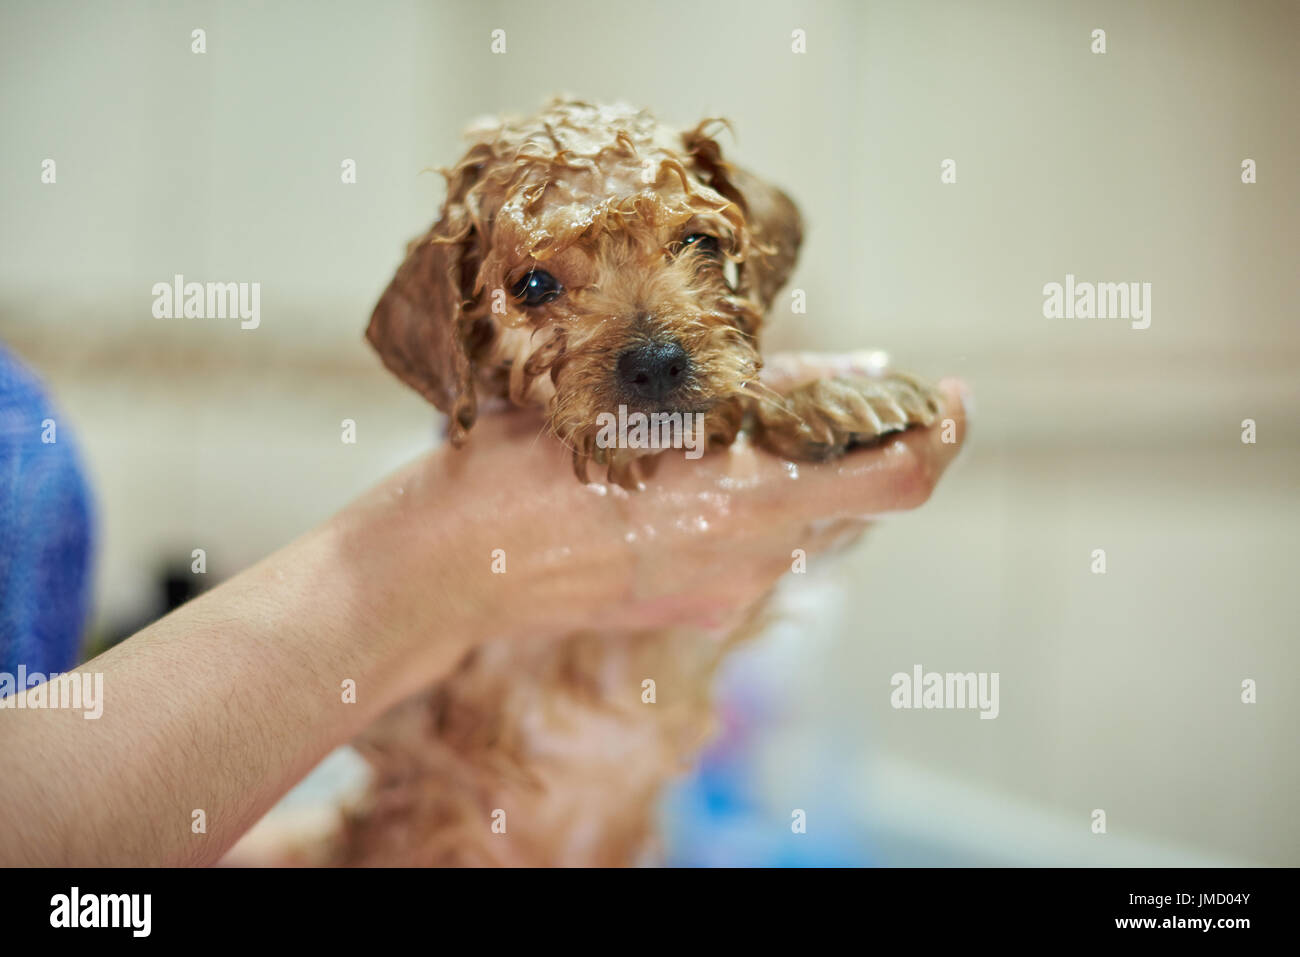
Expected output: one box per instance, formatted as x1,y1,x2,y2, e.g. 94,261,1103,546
0,355,967,867
344,354,969,692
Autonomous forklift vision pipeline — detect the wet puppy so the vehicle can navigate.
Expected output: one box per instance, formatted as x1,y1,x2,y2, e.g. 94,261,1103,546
343,99,940,865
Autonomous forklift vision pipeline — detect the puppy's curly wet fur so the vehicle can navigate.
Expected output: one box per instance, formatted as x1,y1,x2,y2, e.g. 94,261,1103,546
342,99,941,865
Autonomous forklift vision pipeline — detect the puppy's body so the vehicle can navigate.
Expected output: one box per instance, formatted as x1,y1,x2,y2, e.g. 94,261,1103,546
341,616,761,866
343,100,939,866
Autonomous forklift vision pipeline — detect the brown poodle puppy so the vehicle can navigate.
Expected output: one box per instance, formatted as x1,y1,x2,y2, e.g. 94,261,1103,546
343,99,940,865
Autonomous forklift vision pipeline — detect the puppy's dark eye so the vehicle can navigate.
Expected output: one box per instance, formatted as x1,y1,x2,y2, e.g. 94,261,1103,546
680,233,720,257
511,269,563,306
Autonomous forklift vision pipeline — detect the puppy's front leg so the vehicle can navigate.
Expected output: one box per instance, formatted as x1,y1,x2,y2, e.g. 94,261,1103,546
751,371,943,461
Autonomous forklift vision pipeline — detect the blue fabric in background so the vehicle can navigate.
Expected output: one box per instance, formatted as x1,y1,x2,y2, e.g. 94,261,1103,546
0,344,94,677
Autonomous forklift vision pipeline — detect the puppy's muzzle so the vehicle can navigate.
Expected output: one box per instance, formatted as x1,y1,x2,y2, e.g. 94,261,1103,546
616,340,690,403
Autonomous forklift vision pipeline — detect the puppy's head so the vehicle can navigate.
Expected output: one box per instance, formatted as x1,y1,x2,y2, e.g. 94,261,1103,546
367,99,802,479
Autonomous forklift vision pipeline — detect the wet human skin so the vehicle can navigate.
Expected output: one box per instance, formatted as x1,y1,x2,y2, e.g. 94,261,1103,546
347,356,969,658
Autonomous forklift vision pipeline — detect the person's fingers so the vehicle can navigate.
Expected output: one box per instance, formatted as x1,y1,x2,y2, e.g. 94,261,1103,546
759,349,900,392
525,373,969,548
446,367,969,518
611,378,966,609
746,376,969,524
405,375,968,633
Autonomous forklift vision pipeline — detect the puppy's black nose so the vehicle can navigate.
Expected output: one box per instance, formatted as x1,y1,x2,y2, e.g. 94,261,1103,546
616,341,691,402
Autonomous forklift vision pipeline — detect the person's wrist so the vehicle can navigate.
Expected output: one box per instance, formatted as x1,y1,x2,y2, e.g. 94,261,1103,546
324,461,484,703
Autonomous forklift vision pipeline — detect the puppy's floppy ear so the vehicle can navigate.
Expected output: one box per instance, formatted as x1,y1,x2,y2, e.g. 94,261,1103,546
366,181,480,445
682,121,803,311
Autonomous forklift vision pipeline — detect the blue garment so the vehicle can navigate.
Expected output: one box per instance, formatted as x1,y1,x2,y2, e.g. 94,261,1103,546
0,344,94,676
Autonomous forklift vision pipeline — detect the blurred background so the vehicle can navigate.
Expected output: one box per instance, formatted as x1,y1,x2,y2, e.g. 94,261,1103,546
1,0,1296,865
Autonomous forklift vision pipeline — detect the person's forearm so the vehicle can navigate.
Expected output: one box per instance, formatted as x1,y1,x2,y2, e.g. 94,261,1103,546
0,476,473,867
0,370,968,866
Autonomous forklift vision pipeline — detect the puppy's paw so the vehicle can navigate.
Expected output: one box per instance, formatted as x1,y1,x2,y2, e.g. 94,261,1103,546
753,372,942,461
